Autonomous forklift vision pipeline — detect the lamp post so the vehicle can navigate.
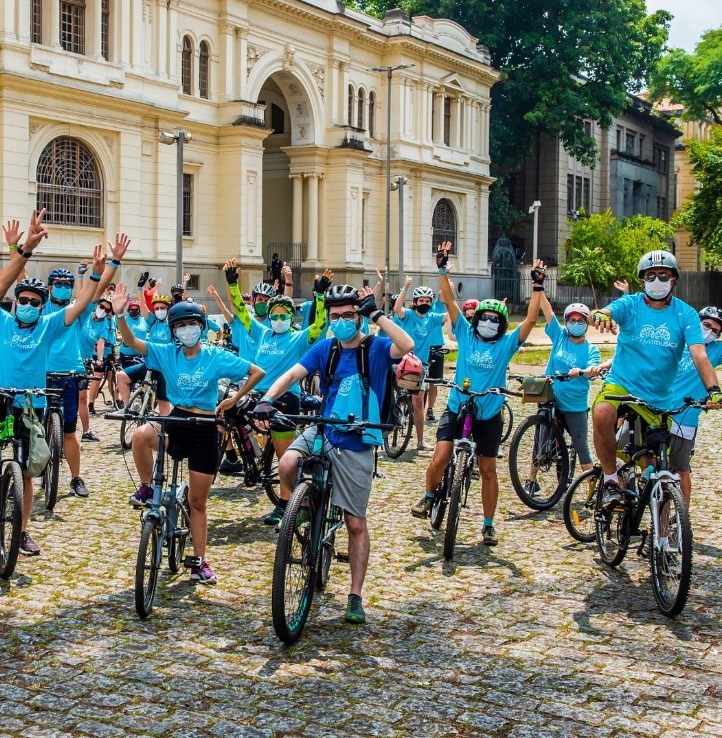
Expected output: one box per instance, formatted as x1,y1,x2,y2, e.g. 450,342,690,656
528,200,541,263
370,63,414,305
159,129,192,284
390,175,408,283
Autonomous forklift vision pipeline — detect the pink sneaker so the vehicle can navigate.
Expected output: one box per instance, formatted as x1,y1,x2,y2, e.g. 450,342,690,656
191,559,217,585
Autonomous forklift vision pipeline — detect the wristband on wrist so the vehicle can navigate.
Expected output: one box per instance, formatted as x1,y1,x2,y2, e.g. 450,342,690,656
8,244,18,251
89,273,102,282
109,259,121,268
438,269,448,275
259,395,274,404
707,384,720,393
17,245,31,259
371,310,384,324
399,287,406,292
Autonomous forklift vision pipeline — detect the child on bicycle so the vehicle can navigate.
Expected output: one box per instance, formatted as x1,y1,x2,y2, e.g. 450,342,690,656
113,286,264,585
411,245,545,546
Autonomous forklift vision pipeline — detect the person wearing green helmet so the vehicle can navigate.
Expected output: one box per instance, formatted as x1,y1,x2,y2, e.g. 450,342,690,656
411,243,545,546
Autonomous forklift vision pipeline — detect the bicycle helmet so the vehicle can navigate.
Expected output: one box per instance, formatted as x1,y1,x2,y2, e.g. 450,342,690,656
462,299,479,312
47,268,75,285
127,299,140,309
168,299,206,330
473,298,508,339
171,283,184,293
412,286,435,301
251,282,276,298
325,284,359,307
563,303,590,321
699,306,722,328
14,277,49,303
267,294,296,317
637,250,679,278
151,294,172,306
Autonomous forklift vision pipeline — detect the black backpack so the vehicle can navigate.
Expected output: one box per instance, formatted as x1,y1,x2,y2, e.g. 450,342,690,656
323,335,398,426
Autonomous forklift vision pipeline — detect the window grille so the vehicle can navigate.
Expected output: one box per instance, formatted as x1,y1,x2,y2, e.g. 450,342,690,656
357,89,365,130
182,36,193,95
432,199,457,254
101,0,110,60
182,173,193,236
199,41,210,99
60,0,85,55
31,0,42,44
368,92,376,137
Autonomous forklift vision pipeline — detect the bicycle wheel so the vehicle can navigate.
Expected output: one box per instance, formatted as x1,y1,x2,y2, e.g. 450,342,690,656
594,490,631,568
316,506,339,591
168,485,191,574
563,467,601,543
383,395,413,459
261,439,280,506
42,411,63,511
443,450,470,560
509,415,569,510
500,400,514,444
272,481,318,644
430,465,451,530
120,387,146,450
0,461,23,580
135,517,162,619
649,481,692,617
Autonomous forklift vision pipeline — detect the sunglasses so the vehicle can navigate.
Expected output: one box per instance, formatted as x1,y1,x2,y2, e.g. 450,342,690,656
17,297,42,307
642,272,673,283
329,311,357,322
97,305,111,314
566,318,587,325
269,313,291,322
52,281,73,288
702,320,721,337
478,314,501,324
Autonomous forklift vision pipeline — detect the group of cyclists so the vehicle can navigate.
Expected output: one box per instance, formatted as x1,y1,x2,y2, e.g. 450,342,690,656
2,208,721,627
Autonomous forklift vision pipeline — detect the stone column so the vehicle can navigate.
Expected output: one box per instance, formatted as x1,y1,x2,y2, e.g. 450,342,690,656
220,23,235,102
156,0,168,78
318,174,326,262
129,0,142,67
48,0,60,48
432,93,443,144
452,98,461,149
306,173,319,262
166,0,179,81
291,173,303,245
17,0,30,41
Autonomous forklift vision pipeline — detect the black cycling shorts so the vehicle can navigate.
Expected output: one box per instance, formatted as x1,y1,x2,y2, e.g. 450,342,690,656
436,408,503,458
123,361,168,403
427,345,445,380
166,408,223,476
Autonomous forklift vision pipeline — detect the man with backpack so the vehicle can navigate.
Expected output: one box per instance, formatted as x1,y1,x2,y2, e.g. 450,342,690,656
252,285,414,625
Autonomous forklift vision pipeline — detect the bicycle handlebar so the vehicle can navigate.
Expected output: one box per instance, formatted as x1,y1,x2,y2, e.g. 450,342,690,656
270,413,394,432
606,394,710,417
426,378,522,398
0,387,63,398
104,411,225,426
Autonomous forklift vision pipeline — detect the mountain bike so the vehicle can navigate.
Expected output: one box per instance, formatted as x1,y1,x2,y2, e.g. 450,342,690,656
592,393,708,617
105,411,222,619
383,380,414,458
120,364,157,450
270,413,391,644
425,378,521,559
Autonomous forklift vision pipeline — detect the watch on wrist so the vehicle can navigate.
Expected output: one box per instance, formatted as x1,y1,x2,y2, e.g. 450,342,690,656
371,310,384,323
17,245,31,259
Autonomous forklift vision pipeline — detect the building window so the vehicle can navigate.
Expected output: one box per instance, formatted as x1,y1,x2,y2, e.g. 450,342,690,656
347,84,354,126
567,174,591,214
639,134,645,159
583,177,591,213
181,35,193,95
616,127,623,151
368,92,375,137
656,195,667,220
31,0,42,44
432,198,457,254
36,137,103,228
271,103,285,134
357,88,365,130
186,274,200,291
101,0,110,60
182,172,193,236
575,176,583,213
567,174,574,212
199,41,210,99
443,97,451,146
625,131,636,156
60,0,86,55
654,145,669,173
361,195,368,253
583,120,592,138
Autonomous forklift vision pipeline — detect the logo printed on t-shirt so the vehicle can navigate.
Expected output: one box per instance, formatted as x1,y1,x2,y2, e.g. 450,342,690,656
177,369,208,391
337,376,355,397
635,323,676,347
468,350,495,370
555,348,579,367
677,355,695,374
8,333,40,351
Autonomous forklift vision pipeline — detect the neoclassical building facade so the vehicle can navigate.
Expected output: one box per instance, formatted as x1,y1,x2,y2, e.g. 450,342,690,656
0,0,498,299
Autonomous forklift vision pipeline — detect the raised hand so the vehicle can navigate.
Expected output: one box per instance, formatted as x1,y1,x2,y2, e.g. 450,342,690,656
530,259,547,285
183,272,191,285
109,232,131,261
436,242,451,269
78,259,89,275
208,285,218,297
403,275,412,290
281,263,293,282
316,269,334,294
91,243,106,276
375,269,384,283
24,209,49,252
137,271,149,288
357,287,378,317
111,283,130,315
223,259,239,285
3,219,24,247
614,279,629,294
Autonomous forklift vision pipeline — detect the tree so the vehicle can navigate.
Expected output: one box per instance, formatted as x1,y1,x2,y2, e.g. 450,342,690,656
672,125,722,265
561,210,674,307
649,28,722,124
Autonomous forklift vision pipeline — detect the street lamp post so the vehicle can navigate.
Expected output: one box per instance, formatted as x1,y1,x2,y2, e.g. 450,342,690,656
528,200,541,263
391,175,408,282
159,129,192,284
370,63,413,305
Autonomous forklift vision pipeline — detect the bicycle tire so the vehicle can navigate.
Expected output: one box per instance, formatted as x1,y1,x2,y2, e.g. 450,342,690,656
383,394,413,459
500,399,514,444
261,439,280,506
271,481,318,644
135,517,162,619
443,450,470,560
168,487,191,574
0,461,23,580
594,489,631,568
42,411,63,511
430,465,451,530
563,467,601,543
509,415,569,510
649,481,692,618
120,387,146,450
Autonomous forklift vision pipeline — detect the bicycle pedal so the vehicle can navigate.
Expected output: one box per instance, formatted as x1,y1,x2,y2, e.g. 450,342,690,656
183,555,202,569
336,550,349,563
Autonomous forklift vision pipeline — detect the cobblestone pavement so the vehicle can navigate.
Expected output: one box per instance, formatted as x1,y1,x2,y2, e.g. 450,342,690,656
2,379,722,738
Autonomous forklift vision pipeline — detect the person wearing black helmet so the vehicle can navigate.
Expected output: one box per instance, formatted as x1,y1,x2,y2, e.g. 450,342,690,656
113,287,265,585
590,250,722,510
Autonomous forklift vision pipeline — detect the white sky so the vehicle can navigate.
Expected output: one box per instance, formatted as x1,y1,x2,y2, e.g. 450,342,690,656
646,0,720,52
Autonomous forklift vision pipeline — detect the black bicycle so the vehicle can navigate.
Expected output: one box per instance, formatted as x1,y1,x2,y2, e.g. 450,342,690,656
119,360,158,450
271,413,391,644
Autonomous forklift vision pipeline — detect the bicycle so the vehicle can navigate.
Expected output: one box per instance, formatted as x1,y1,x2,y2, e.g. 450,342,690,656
425,378,521,559
508,372,583,511
120,364,158,450
94,356,121,409
590,394,707,617
105,411,223,619
270,413,391,644
382,379,414,459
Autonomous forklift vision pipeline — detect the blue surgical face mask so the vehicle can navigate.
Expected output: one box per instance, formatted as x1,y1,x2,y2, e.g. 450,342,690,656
567,322,587,337
330,318,358,342
16,305,41,324
51,285,72,302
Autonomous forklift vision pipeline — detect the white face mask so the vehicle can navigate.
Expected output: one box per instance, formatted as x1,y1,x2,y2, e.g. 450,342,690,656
702,327,716,345
174,324,202,347
95,307,107,320
270,317,292,334
476,322,498,339
644,278,672,301
154,308,168,321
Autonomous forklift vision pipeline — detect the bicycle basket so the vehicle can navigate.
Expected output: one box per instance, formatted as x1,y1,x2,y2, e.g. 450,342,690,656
521,376,554,403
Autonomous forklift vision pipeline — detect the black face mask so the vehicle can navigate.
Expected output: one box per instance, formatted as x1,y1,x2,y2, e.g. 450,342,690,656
128,309,141,319
415,303,432,315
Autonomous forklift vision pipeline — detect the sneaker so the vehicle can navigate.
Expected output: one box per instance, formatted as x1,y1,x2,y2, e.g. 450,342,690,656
416,442,433,451
190,559,217,585
70,477,90,498
524,479,540,497
482,525,498,546
601,481,624,510
345,594,366,624
81,431,100,442
19,532,40,556
264,505,285,526
411,494,434,518
218,458,244,476
426,411,436,423
129,483,154,508
88,403,96,415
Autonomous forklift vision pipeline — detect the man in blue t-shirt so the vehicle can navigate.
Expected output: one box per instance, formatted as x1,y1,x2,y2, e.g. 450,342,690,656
590,250,722,508
252,285,414,626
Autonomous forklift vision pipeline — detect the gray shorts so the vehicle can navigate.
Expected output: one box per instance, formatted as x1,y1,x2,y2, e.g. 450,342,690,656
287,426,375,519
560,409,592,465
669,432,695,473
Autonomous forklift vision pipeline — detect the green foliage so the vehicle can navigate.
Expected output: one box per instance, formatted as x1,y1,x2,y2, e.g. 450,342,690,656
673,125,722,265
343,0,394,15
489,177,525,231
561,210,673,306
649,28,722,125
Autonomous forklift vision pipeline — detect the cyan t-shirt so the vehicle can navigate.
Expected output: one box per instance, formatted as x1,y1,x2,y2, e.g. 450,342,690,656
670,341,722,430
448,318,522,420
607,293,704,409
229,316,258,362
202,317,222,342
544,319,600,413
299,299,328,333
399,309,445,363
119,315,148,356
430,298,446,346
45,299,96,372
147,315,171,344
299,336,394,450
80,315,114,359
145,343,251,412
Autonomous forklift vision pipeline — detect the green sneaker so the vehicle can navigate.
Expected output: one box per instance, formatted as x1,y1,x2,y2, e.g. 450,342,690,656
264,505,285,525
482,525,498,546
345,594,366,624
